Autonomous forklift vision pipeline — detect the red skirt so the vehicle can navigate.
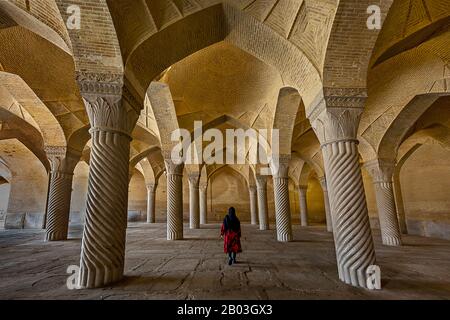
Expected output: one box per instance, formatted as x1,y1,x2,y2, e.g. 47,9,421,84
221,224,242,253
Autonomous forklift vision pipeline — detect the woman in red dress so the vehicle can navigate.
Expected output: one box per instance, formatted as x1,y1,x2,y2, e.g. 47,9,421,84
221,207,242,265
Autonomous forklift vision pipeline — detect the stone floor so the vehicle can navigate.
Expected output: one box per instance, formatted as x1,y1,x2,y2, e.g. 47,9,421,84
0,223,449,300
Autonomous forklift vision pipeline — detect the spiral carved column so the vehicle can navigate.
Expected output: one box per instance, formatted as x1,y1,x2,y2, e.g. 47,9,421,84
44,148,80,241
319,177,333,232
165,161,184,240
311,99,377,289
249,186,258,225
146,183,157,223
272,156,292,242
298,186,308,227
45,172,73,241
188,174,200,229
199,184,207,225
256,175,269,230
365,160,402,246
76,73,139,289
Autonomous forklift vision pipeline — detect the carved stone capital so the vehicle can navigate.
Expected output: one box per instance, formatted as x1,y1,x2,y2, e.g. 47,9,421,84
249,185,257,193
146,183,157,192
309,88,367,146
364,159,396,184
255,175,268,189
270,155,290,178
199,183,208,192
165,159,184,176
188,174,200,187
83,96,138,138
45,146,80,175
311,107,363,146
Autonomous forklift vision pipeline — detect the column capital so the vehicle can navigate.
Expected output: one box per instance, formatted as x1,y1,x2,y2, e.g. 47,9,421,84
45,146,81,176
249,185,257,193
77,72,138,138
199,183,208,192
270,155,290,178
364,158,396,183
297,185,308,192
309,88,367,146
188,173,200,187
165,159,184,176
255,175,268,189
146,182,158,191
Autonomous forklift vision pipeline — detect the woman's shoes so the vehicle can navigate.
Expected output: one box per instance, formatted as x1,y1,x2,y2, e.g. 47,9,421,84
228,258,233,266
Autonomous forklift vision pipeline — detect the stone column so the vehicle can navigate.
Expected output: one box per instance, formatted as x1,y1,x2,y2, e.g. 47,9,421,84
188,174,200,229
256,175,269,230
199,183,208,225
77,73,138,289
297,186,308,227
249,185,258,225
45,148,80,241
146,183,157,223
393,170,408,234
318,176,333,232
272,156,293,242
165,160,184,240
310,92,377,289
365,159,402,246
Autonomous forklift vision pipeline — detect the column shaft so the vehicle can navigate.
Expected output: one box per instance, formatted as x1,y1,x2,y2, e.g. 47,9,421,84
200,185,207,225
79,129,131,288
188,175,200,229
45,172,73,241
273,177,292,242
256,176,269,230
393,172,408,234
249,186,258,225
166,161,184,240
323,141,376,288
298,187,308,227
374,182,402,246
319,177,333,232
365,159,402,246
146,184,156,223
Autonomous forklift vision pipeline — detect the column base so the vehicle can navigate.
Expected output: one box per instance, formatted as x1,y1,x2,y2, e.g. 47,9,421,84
78,265,124,289
277,234,293,242
45,231,68,241
167,231,183,241
382,235,402,246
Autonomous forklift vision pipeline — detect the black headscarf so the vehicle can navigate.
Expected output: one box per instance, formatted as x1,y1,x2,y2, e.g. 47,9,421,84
223,207,240,232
